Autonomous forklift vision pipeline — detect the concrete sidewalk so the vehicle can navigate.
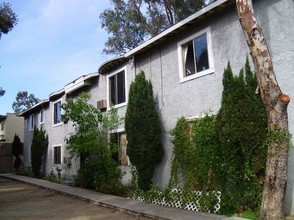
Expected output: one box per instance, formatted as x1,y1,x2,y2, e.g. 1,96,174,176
0,173,244,220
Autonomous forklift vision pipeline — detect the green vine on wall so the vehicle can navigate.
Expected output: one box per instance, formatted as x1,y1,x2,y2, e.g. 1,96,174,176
169,59,268,214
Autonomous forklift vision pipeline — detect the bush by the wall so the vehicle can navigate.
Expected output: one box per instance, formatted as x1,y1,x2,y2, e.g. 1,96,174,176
170,59,267,214
216,60,267,212
125,71,164,191
11,134,23,171
170,114,219,191
31,128,48,177
62,92,123,194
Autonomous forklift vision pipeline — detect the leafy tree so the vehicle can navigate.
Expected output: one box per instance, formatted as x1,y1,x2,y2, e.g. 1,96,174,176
31,127,48,177
0,2,18,38
0,3,18,96
12,91,40,114
0,87,5,96
100,0,207,55
125,71,164,191
11,134,23,171
62,92,123,193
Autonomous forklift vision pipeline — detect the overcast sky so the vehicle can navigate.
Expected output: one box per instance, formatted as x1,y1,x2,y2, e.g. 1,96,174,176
0,0,113,115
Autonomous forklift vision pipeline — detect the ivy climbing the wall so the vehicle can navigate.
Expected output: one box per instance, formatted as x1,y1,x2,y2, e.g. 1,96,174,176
170,59,267,214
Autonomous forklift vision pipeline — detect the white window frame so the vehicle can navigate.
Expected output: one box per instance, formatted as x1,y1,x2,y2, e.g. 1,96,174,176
29,114,34,131
53,145,62,165
40,110,45,125
52,99,62,127
177,27,214,83
106,66,127,109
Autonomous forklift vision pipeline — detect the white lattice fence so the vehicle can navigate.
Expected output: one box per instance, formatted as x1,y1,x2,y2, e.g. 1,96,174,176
133,188,221,213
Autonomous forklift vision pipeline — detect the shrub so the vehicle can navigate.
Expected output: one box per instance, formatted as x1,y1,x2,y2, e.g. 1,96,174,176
11,134,23,171
31,128,48,177
125,71,164,191
169,59,267,214
216,60,267,212
170,114,219,191
62,92,123,193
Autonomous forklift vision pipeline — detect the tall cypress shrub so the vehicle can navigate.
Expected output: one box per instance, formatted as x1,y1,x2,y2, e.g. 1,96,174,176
11,134,23,171
125,71,164,191
31,127,48,177
216,60,267,211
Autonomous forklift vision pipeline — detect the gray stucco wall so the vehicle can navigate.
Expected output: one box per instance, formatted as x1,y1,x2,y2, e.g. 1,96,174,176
122,0,294,213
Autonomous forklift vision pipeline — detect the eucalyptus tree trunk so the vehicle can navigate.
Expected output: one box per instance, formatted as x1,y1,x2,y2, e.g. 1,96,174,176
236,0,290,219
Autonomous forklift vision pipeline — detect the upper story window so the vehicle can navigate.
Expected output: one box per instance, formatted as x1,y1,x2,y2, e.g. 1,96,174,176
40,110,45,124
29,114,34,130
177,27,214,83
1,122,4,131
53,100,62,125
107,67,127,108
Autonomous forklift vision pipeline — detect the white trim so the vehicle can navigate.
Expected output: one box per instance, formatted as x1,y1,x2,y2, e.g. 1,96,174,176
106,66,128,110
52,99,63,127
110,127,125,134
177,27,214,83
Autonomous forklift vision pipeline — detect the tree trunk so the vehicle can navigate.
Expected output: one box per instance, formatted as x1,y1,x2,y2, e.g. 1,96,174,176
236,0,290,219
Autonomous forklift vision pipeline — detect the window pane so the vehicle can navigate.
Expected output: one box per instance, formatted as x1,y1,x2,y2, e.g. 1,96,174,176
110,76,116,105
54,101,61,124
40,111,44,123
54,146,61,164
29,115,34,130
117,71,125,104
194,33,209,72
183,42,196,76
109,71,126,106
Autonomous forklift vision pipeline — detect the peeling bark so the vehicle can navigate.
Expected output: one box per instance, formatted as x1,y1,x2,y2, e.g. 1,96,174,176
236,0,290,219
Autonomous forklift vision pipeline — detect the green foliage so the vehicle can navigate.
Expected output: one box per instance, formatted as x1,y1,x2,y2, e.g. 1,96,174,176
170,117,191,187
44,168,63,184
191,114,219,190
12,134,23,156
170,59,267,214
11,134,23,171
62,92,123,194
0,87,5,96
170,114,219,191
99,0,206,55
125,71,164,191
0,2,18,38
216,59,267,213
31,127,48,177
12,91,40,114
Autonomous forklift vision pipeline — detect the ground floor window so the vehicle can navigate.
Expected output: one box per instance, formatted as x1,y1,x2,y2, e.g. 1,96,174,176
110,132,128,165
53,146,61,164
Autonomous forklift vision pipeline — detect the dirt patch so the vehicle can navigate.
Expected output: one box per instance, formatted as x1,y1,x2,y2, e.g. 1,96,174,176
0,177,152,220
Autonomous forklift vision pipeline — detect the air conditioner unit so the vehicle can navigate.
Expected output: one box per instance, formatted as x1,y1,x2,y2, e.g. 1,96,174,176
97,99,107,111
0,134,5,141
64,157,72,165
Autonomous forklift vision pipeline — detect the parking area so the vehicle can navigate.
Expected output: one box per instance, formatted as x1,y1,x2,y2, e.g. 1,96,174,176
0,177,151,220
